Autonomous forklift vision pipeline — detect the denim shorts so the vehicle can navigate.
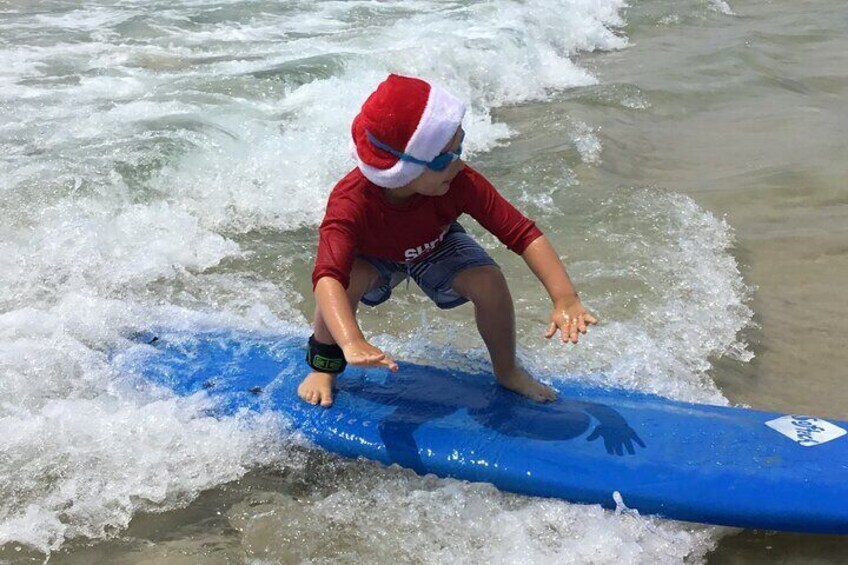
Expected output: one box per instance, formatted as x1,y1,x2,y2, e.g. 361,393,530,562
359,223,499,310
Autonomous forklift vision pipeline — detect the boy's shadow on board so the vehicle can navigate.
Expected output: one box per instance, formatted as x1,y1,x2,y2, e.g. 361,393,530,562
335,367,646,475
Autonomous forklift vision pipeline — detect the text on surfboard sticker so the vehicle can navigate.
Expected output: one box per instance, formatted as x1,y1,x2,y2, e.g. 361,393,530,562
766,415,847,447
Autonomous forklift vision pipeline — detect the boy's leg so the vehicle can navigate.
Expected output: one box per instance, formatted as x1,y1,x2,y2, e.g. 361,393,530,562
299,259,382,407
451,266,556,402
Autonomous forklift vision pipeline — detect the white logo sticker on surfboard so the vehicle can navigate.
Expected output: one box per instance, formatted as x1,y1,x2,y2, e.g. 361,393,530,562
766,415,847,447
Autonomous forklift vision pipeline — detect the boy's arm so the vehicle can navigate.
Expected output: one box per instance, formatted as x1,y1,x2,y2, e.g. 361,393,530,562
520,235,598,344
314,276,398,371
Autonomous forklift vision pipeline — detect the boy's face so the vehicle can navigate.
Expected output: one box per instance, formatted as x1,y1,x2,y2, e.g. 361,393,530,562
404,127,465,197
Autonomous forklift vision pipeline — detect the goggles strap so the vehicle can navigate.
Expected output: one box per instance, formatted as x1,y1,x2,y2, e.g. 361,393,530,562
366,131,429,166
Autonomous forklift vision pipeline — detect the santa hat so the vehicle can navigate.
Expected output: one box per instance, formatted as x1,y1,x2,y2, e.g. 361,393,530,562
352,74,466,189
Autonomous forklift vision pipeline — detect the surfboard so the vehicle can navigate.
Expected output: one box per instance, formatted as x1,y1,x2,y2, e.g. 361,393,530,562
115,328,848,534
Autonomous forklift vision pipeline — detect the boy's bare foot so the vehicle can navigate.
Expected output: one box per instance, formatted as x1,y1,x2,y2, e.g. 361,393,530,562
495,367,557,402
297,371,336,407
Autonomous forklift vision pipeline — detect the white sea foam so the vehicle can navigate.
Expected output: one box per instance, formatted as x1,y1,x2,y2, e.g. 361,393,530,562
3,0,627,234
708,0,736,16
0,300,295,552
569,119,603,164
226,465,725,564
0,199,242,307
545,188,753,403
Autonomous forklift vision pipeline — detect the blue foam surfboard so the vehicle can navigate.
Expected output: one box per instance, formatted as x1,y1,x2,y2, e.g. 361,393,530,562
115,328,848,534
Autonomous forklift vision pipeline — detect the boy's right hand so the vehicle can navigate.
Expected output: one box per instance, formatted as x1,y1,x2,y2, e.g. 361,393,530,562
342,340,399,372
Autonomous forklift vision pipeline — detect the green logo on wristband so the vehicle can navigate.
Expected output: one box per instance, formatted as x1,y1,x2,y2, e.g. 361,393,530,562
310,353,345,373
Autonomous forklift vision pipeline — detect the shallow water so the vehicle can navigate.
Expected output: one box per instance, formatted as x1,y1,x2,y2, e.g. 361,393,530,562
1,0,846,562
558,0,848,417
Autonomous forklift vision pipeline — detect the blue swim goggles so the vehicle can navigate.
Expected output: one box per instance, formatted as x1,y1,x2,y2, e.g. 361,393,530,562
366,130,464,171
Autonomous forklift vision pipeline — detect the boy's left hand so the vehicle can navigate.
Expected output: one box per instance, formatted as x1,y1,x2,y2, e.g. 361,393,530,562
545,299,598,344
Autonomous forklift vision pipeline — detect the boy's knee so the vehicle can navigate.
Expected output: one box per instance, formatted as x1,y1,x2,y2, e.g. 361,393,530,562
452,266,509,304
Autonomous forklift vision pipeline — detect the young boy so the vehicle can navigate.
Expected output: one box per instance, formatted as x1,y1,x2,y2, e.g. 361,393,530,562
299,74,597,408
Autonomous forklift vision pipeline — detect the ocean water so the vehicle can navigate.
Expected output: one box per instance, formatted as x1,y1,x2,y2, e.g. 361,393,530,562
1,0,845,563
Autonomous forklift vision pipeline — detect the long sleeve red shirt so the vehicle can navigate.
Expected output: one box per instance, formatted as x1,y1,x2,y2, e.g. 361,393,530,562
312,164,543,289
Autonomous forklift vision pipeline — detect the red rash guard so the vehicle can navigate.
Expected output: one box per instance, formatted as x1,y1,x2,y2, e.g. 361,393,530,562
312,164,543,289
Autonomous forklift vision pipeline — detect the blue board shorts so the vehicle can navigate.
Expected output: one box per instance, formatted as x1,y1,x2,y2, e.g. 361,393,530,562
359,222,499,310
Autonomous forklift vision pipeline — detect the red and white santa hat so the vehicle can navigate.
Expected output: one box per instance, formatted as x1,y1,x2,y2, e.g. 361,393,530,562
351,74,466,189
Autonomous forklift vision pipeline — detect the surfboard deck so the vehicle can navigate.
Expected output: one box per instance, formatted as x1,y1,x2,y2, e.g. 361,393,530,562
115,328,848,534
